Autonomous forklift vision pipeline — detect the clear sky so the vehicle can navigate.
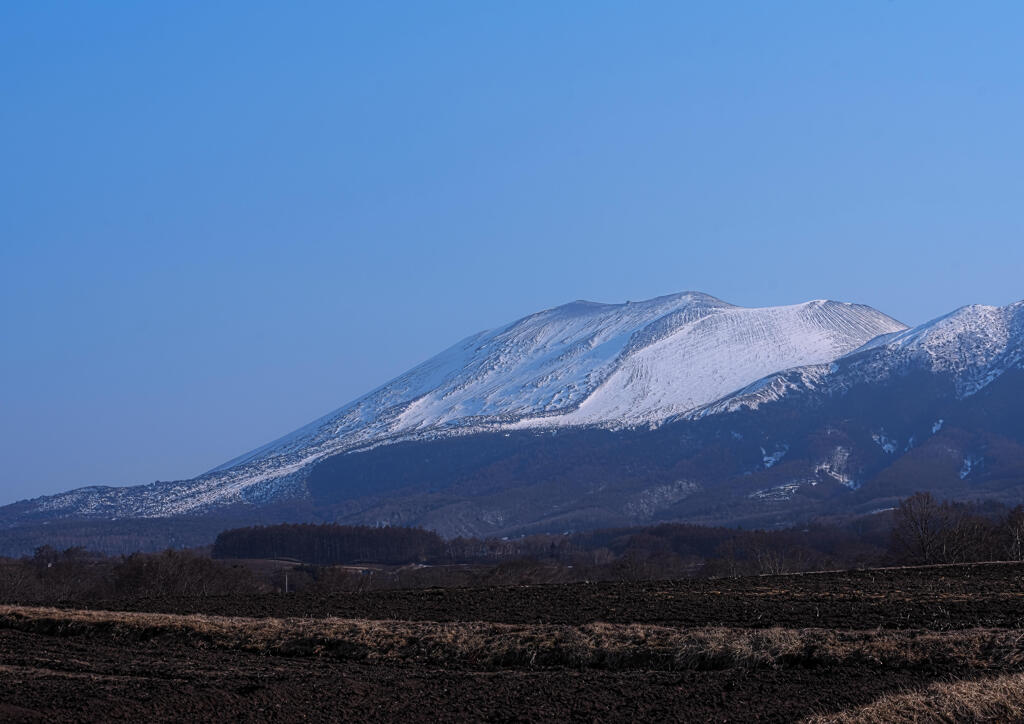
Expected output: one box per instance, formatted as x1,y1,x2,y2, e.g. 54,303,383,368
2,2,1022,505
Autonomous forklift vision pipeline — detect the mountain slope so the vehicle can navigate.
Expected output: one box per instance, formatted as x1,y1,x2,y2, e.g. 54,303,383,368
694,301,1024,417
4,292,904,520
296,362,1024,539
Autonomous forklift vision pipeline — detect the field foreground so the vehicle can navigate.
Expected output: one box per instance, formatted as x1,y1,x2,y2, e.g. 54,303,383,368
2,563,1024,722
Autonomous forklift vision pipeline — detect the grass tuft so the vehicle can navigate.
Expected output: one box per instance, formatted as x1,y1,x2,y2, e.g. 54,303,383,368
804,672,1024,723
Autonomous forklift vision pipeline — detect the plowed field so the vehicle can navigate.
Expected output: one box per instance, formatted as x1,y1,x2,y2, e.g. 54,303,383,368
1,563,1022,722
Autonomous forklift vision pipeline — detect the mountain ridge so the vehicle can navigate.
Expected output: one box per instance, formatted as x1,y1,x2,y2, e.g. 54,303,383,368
7,292,1023,542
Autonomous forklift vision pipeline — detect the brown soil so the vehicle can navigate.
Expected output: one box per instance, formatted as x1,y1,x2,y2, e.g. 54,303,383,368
0,629,976,723
46,561,1024,630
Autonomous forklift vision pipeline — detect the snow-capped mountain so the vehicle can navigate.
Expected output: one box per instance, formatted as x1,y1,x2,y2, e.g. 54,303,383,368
5,293,1024,553
10,292,904,520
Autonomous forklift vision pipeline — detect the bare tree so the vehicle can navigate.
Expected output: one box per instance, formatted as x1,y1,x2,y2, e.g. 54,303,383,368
1005,506,1024,561
891,492,950,564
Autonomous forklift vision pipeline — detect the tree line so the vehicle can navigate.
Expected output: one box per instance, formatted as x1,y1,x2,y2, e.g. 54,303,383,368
3,492,1024,603
212,524,446,565
889,492,1024,565
210,514,895,573
0,547,261,603
213,494,1024,575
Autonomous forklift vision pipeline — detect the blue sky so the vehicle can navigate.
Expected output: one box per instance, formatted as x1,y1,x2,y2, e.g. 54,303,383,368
2,2,1022,504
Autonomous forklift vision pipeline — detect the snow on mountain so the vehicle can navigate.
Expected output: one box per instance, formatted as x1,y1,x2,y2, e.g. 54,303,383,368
13,292,906,518
511,297,903,428
694,300,1024,416
851,301,1024,396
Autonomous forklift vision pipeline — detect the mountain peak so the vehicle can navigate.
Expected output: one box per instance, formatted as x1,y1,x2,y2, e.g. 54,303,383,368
545,290,732,315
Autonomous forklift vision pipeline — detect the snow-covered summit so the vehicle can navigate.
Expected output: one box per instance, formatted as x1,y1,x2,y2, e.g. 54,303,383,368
852,301,1024,395
210,292,902,473
16,292,906,518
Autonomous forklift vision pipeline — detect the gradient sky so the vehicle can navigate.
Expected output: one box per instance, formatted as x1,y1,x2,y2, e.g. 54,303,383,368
2,2,1023,505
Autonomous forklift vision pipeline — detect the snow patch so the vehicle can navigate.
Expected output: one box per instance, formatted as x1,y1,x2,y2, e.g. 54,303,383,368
761,444,790,469
624,481,700,519
871,432,898,454
816,447,856,488
749,480,813,502
960,455,983,480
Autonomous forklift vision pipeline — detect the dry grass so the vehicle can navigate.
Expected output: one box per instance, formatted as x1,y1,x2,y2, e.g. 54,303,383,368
1,604,1023,673
804,672,1024,723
